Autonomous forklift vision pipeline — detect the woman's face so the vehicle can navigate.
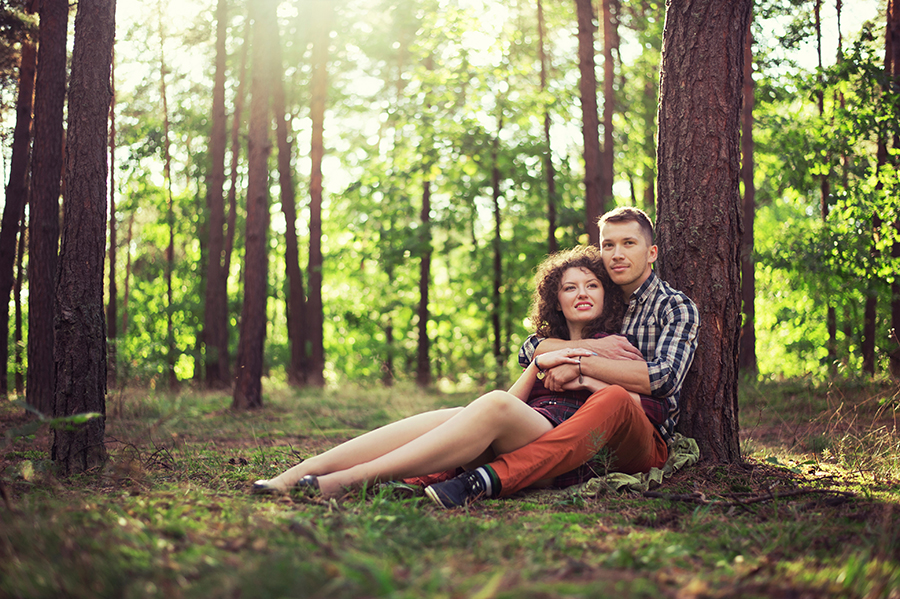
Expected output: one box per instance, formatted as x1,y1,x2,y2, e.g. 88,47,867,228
556,266,605,329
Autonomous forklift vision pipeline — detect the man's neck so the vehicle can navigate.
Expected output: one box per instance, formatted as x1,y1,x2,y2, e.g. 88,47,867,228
621,269,653,297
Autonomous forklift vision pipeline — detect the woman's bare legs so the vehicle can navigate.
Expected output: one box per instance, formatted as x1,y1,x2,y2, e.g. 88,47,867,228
261,407,463,492
315,390,553,498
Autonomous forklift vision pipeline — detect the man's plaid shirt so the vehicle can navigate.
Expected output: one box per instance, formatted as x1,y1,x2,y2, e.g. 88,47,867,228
518,271,700,443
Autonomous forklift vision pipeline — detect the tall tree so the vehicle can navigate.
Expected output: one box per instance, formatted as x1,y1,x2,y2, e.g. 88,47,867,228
491,113,504,381
537,0,558,253
28,0,67,415
53,0,115,475
575,0,603,244
273,18,308,387
14,211,26,394
656,0,750,463
600,0,617,213
739,17,757,375
203,0,230,388
0,21,35,395
107,52,117,386
224,13,249,295
888,0,900,379
306,0,334,386
815,0,838,373
158,1,177,388
233,0,277,409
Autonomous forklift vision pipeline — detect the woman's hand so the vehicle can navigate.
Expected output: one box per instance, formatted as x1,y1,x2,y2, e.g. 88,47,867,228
534,347,595,371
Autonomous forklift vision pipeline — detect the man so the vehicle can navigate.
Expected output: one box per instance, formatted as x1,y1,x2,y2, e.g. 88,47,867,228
426,206,700,508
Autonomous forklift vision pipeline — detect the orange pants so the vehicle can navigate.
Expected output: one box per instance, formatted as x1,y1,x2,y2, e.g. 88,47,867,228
491,385,668,497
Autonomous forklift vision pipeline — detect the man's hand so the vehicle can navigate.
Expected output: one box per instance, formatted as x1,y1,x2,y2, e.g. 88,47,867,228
560,335,644,360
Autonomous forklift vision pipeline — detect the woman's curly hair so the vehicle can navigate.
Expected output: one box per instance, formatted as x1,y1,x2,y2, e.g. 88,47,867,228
529,245,625,340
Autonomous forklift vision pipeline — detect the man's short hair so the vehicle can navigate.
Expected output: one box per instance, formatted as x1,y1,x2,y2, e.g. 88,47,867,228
598,206,655,245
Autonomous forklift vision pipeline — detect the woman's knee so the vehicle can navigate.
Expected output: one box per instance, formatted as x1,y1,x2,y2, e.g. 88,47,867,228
470,390,519,418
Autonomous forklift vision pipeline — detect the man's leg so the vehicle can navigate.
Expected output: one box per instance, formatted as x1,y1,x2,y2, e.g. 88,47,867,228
491,385,666,496
426,386,667,507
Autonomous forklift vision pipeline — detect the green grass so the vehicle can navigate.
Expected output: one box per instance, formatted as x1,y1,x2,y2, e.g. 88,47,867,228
2,379,899,598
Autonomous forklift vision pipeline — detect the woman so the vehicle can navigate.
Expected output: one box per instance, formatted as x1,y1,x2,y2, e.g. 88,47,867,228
252,245,639,499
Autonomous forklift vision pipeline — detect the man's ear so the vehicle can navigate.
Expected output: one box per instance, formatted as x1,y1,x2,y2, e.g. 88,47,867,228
648,244,658,264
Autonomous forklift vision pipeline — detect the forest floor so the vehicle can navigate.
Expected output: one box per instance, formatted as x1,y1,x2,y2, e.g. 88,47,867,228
1,378,899,599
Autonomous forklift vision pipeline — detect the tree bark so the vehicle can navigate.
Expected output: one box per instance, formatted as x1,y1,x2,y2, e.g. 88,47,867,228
306,0,334,387
107,51,118,387
28,0,68,415
203,0,230,389
575,0,603,244
888,0,900,379
14,207,27,394
273,24,308,388
491,115,504,382
655,0,749,464
738,19,757,376
233,0,276,409
52,0,114,476
538,0,558,254
600,0,617,213
416,177,432,387
224,14,249,292
0,33,36,396
158,2,178,389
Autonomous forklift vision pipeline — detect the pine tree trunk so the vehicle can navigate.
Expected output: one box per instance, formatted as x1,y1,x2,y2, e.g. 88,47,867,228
204,0,230,389
158,3,178,389
655,0,749,464
224,18,249,292
14,209,27,394
273,29,308,387
306,0,333,387
600,0,616,212
107,52,118,388
416,178,432,387
575,0,603,244
28,0,68,415
233,0,276,410
491,116,503,382
888,0,900,379
0,35,36,396
739,20,757,376
52,0,114,476
537,0,558,254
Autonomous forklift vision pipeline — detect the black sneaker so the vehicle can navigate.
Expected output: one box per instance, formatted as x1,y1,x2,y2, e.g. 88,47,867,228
425,470,486,508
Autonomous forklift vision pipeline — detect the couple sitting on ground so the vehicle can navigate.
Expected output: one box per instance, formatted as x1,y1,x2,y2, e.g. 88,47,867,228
252,206,700,508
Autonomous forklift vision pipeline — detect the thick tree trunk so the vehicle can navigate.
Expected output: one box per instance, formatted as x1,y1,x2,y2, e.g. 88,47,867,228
28,0,68,415
233,0,276,409
655,0,749,464
416,178,432,387
538,0,558,253
575,0,603,244
0,35,36,395
107,53,118,387
203,0,230,389
273,29,308,388
306,0,333,387
738,20,757,376
52,0,114,476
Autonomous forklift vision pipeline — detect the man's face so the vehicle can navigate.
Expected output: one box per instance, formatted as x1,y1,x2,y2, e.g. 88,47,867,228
599,220,658,297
